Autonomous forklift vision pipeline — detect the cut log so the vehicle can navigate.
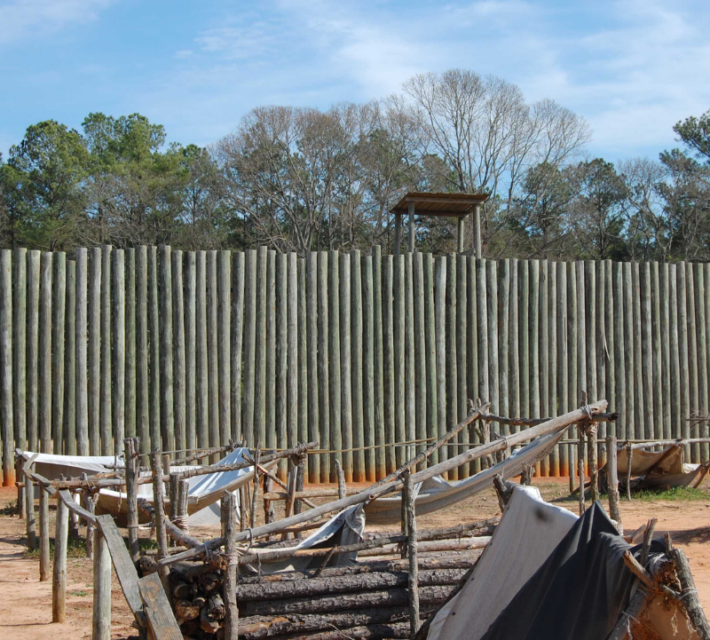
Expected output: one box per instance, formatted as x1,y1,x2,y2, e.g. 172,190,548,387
236,568,467,601
236,556,477,585
174,599,201,621
238,608,438,640
243,585,455,617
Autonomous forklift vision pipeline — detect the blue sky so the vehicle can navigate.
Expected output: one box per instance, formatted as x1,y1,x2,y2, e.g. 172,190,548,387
1,0,709,162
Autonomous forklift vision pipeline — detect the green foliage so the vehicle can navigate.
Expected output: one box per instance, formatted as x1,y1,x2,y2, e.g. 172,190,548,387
674,110,710,163
631,486,709,502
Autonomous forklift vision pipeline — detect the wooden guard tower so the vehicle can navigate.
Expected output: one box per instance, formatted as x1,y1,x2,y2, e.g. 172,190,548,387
390,192,489,256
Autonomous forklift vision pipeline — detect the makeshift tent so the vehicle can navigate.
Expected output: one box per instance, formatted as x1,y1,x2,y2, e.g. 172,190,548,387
428,487,701,640
242,505,367,574
602,444,710,492
18,448,271,525
365,429,566,525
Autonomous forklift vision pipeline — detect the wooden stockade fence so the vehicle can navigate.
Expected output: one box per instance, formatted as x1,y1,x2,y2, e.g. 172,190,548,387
2,246,710,485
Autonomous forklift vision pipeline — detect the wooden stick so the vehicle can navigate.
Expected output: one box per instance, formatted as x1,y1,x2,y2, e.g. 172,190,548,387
607,588,648,640
623,550,655,589
222,492,239,640
405,470,420,635
588,423,598,503
578,424,585,515
52,495,68,622
160,402,606,566
39,485,50,581
336,458,347,499
150,450,170,586
626,442,633,501
641,518,657,566
92,527,111,640
606,436,622,532
250,445,261,529
124,437,140,562
668,547,710,639
481,412,618,427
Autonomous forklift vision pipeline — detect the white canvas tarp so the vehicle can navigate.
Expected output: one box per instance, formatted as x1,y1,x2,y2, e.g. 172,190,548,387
19,448,269,525
365,429,568,525
427,485,578,640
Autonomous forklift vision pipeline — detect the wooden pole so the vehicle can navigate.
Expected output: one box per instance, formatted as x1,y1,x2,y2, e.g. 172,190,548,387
172,250,186,456
307,252,320,482
424,254,438,468
352,250,365,481
193,252,209,457
113,250,126,455
0,251,12,484
242,250,257,447
408,202,415,253
92,527,111,640
435,257,447,469
382,255,396,474
277,253,289,479
668,546,710,639
687,264,699,461
578,424,585,515
27,250,40,453
457,216,465,254
254,247,267,457
222,492,239,640
373,246,385,479
641,263,654,442
38,252,52,453
125,249,136,441
363,254,376,481
317,252,331,482
588,423,598,503
148,247,161,455
678,263,690,457
287,253,298,454
446,255,458,479
39,485,50,581
456,254,468,475
250,446,261,529
232,252,245,443
150,450,170,585
472,204,482,258
207,250,221,457
606,436,622,532
394,213,401,255
25,468,36,549
404,470,420,636
135,247,149,455
557,262,568,475
13,248,26,458
124,437,140,561
100,246,111,455
266,251,277,460
218,250,232,450
52,495,68,622
540,260,550,476
341,254,353,481
335,459,347,499
52,251,67,454
669,265,681,451
64,260,76,456
88,248,101,455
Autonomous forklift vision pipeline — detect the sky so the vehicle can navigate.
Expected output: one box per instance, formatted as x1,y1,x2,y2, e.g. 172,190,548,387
1,0,709,162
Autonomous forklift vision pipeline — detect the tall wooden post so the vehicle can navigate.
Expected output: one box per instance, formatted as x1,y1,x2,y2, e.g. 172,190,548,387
39,486,50,581
394,214,402,255
25,469,36,549
222,492,239,640
408,202,415,253
124,437,140,562
457,216,465,253
52,496,68,622
150,449,170,588
473,204,482,258
404,469,420,635
92,527,111,640
606,435,622,532
0,250,12,485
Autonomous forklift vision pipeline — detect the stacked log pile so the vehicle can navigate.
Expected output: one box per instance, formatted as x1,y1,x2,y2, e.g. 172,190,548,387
168,554,481,639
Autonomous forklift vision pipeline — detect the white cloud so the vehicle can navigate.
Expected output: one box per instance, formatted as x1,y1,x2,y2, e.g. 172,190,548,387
0,0,114,45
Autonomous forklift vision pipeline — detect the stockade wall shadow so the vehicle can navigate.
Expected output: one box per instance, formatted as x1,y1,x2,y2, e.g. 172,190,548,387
1,246,708,484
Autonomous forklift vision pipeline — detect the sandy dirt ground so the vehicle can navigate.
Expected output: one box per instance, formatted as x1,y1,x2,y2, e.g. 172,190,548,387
1,479,710,639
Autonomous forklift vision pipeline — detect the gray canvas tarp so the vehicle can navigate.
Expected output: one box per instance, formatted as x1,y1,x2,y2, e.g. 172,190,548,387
427,485,577,640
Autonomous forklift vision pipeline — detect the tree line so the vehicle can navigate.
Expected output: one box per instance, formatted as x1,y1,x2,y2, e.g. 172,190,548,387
1,68,708,261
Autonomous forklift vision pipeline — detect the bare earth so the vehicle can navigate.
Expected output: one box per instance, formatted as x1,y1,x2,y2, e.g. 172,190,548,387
1,479,710,639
